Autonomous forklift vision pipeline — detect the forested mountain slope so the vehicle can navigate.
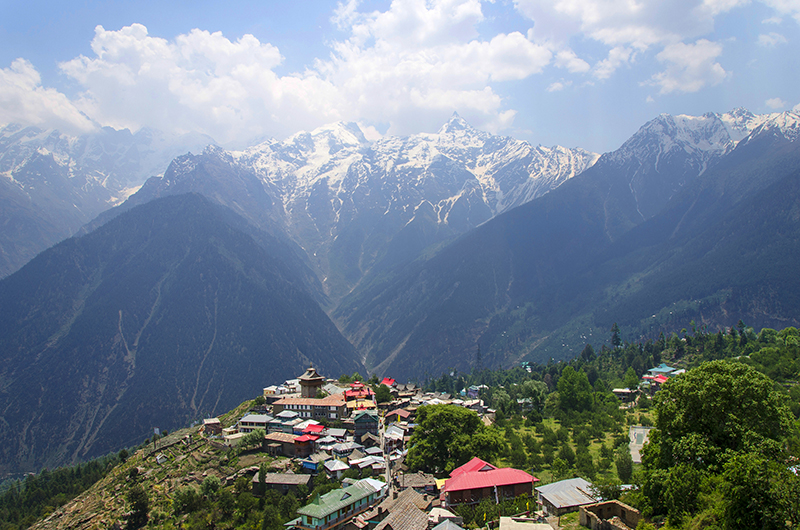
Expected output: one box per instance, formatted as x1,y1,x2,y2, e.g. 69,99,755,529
335,111,800,381
0,194,363,474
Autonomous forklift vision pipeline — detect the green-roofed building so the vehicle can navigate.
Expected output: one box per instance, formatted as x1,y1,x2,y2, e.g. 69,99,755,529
296,479,381,530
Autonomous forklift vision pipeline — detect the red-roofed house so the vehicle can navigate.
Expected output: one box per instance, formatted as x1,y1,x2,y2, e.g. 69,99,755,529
303,424,326,435
294,434,320,458
443,458,538,507
385,408,411,423
450,457,497,477
345,381,375,401
380,377,397,388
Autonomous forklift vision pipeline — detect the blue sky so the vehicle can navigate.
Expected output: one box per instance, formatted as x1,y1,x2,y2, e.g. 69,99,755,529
1,0,798,153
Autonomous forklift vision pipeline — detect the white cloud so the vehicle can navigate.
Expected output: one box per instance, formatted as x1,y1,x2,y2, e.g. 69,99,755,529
547,80,571,91
357,122,384,141
514,0,750,49
60,24,336,143
0,59,95,134
43,1,553,143
762,15,784,23
761,0,800,23
757,32,788,46
593,46,633,79
554,50,591,73
646,39,728,94
316,0,552,135
765,97,786,108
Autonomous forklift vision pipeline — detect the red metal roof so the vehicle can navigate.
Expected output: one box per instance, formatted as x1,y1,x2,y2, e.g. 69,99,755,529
295,434,320,443
653,375,669,384
345,388,375,399
444,467,536,493
450,457,496,477
304,424,325,433
380,377,396,387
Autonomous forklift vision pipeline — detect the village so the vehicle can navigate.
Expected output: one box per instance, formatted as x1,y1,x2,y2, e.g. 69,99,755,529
192,362,685,530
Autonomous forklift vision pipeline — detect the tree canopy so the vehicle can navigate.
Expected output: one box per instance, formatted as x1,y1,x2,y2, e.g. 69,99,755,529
642,360,797,526
648,360,792,472
406,404,504,474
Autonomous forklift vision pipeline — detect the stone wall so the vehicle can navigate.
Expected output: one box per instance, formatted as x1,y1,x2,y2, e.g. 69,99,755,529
579,500,641,530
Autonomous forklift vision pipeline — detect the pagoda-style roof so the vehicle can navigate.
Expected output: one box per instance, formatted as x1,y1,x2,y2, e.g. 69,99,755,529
299,364,325,382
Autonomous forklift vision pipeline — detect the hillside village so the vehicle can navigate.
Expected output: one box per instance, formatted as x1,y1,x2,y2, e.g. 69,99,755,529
15,360,663,530
137,363,668,530
12,323,800,530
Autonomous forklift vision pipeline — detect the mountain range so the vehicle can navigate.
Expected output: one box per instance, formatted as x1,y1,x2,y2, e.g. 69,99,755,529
0,193,363,475
334,109,800,380
0,124,214,278
94,113,599,304
1,107,798,472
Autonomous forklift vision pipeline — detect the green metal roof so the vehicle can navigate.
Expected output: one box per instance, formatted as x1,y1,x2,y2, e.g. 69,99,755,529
297,480,376,519
353,409,379,422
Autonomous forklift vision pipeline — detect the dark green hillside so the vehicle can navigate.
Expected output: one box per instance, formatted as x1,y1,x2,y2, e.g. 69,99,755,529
335,126,800,381
334,149,649,380
0,193,363,475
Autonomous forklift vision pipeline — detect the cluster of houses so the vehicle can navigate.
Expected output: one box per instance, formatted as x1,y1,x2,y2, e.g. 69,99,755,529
203,365,491,474
611,362,685,403
198,365,643,530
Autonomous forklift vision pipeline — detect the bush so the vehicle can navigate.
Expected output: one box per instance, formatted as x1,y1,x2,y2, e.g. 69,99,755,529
201,476,221,497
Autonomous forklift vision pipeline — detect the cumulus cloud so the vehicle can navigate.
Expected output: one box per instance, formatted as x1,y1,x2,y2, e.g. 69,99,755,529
554,50,591,73
42,1,553,142
646,39,728,94
513,0,795,90
3,0,796,142
59,24,339,143
758,32,788,46
0,59,95,133
320,0,551,135
593,46,633,79
514,0,750,48
765,97,786,109
761,0,800,23
547,80,571,91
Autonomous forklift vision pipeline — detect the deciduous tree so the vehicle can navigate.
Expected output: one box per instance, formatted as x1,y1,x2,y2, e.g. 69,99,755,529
406,404,504,474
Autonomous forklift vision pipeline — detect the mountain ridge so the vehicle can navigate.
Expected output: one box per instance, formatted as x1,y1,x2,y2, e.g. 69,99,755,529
332,109,800,381
0,193,363,474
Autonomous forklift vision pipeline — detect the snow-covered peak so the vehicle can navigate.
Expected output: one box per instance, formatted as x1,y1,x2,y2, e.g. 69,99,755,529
284,121,369,151
438,112,472,135
609,109,773,166
741,110,800,144
717,108,770,142
434,112,489,145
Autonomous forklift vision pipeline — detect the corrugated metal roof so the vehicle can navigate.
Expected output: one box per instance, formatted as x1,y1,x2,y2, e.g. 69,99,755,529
444,467,534,492
450,457,495,477
535,478,597,509
298,480,376,519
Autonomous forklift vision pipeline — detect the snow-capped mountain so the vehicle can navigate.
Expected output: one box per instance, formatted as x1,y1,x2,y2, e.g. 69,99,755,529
128,113,599,301
0,123,215,277
739,109,800,145
0,124,216,202
595,108,777,221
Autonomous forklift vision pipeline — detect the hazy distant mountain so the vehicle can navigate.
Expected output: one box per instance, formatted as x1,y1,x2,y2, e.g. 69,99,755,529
0,193,363,474
117,114,599,303
333,110,800,381
0,124,215,278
